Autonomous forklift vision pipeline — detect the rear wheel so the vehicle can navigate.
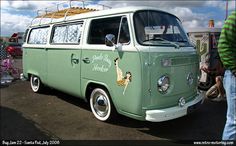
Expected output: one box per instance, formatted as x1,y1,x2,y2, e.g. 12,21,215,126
90,88,116,121
30,75,43,93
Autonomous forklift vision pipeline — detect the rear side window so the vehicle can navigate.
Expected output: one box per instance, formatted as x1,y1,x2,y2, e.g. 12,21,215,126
88,16,121,44
51,23,83,44
28,27,50,44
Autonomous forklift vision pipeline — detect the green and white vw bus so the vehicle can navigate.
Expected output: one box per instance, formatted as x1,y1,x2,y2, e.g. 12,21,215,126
23,6,202,122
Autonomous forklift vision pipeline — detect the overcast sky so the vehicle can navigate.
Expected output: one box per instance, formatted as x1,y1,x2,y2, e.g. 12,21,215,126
1,0,235,36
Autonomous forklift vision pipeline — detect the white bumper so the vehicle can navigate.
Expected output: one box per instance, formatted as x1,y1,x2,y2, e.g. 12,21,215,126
145,94,202,122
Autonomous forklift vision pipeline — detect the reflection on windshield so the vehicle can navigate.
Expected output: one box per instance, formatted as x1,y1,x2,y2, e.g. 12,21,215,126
134,10,191,47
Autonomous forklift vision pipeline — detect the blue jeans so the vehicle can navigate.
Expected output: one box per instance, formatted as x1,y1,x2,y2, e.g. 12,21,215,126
222,70,236,140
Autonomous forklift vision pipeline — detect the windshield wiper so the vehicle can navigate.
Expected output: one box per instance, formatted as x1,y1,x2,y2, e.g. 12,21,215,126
143,37,166,42
175,39,192,47
143,37,180,49
176,40,188,42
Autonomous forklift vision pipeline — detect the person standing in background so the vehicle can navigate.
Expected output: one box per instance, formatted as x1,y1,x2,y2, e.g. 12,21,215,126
218,11,236,140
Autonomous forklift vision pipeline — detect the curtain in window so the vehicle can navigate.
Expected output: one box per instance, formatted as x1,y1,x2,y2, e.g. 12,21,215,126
28,27,49,44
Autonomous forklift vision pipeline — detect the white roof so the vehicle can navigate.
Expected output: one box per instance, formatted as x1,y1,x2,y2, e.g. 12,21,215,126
30,6,176,27
187,27,221,33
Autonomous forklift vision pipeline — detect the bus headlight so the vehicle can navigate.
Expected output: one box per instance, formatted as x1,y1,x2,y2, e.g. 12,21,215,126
157,75,170,94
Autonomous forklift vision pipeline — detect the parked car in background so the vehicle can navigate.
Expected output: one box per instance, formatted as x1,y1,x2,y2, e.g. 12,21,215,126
9,32,24,44
5,42,22,57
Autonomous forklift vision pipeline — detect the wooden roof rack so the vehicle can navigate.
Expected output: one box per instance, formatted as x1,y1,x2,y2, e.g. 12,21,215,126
36,7,97,19
31,0,111,26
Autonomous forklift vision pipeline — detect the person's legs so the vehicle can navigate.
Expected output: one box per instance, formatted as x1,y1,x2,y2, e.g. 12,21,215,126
222,70,236,140
215,76,225,98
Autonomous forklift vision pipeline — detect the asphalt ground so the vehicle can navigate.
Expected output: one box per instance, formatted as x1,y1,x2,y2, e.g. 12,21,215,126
0,59,228,144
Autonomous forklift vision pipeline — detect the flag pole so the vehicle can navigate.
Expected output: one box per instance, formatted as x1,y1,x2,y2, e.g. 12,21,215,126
225,0,228,20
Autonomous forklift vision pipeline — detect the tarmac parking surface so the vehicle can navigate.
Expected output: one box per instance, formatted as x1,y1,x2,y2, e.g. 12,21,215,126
0,59,227,144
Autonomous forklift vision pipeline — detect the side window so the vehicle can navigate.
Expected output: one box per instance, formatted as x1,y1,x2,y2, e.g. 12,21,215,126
88,16,121,44
52,23,83,44
118,17,130,44
28,27,49,44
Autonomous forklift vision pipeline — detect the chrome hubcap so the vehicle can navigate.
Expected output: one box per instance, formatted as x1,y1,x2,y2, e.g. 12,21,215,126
93,94,109,117
32,77,39,90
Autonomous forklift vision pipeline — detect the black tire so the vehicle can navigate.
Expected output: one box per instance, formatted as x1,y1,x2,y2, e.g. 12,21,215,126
30,75,43,93
90,88,117,122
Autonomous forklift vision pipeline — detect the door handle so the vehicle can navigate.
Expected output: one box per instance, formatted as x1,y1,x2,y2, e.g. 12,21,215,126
71,58,79,64
82,58,90,64
71,54,79,65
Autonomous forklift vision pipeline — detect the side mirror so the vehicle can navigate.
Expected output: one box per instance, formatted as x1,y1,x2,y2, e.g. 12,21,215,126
105,34,115,47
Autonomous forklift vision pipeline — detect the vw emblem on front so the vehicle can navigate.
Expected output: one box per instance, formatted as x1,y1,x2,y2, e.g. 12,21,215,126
187,72,194,85
179,97,186,107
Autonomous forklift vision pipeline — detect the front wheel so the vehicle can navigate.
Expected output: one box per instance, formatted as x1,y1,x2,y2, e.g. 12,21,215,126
30,75,43,93
90,88,116,121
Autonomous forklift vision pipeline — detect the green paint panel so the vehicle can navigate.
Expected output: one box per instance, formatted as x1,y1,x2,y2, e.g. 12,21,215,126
81,50,143,117
23,48,47,82
46,49,81,97
141,52,199,110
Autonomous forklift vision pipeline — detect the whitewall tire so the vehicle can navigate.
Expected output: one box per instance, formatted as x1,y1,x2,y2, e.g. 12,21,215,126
90,88,114,121
30,75,43,93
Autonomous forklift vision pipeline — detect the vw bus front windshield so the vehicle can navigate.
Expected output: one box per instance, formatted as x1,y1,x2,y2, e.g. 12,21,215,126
134,10,192,47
